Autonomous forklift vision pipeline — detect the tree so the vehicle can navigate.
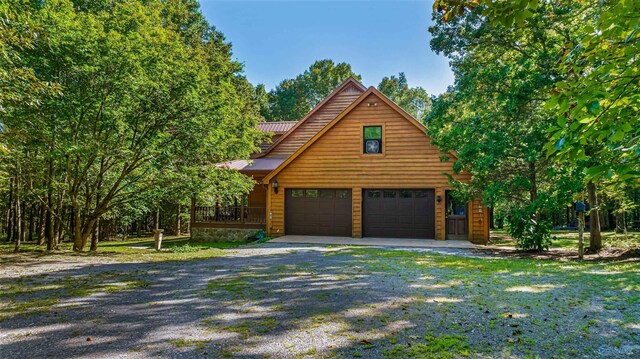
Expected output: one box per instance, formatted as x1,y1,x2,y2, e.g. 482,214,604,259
433,0,639,252
378,73,431,119
262,59,361,121
426,3,585,251
0,1,61,154
2,0,263,251
434,0,640,186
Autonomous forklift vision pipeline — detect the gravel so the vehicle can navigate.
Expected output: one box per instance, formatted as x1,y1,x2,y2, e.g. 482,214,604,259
0,243,638,358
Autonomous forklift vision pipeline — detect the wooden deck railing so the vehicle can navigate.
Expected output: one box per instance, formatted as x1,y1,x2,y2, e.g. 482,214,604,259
192,205,266,229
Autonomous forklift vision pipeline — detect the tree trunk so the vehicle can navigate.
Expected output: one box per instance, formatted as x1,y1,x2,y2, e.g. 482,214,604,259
13,172,21,252
53,199,63,247
155,208,160,230
615,209,627,235
45,158,55,251
176,204,181,236
587,181,602,251
578,211,585,260
37,203,45,245
73,215,97,252
90,219,99,251
5,177,14,242
20,202,27,244
28,203,35,241
528,162,542,252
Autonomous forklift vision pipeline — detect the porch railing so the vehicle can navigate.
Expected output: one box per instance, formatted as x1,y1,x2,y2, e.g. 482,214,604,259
193,205,266,228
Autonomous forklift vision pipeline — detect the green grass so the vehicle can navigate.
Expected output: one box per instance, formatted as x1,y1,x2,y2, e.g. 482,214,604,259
0,270,152,321
0,236,250,262
203,316,279,339
384,334,471,359
490,229,640,249
168,338,211,350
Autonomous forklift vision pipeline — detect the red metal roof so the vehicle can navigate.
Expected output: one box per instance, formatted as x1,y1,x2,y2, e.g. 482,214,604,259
257,121,297,134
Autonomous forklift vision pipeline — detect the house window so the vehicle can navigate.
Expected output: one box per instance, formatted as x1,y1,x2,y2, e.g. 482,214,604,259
363,126,382,154
336,190,349,199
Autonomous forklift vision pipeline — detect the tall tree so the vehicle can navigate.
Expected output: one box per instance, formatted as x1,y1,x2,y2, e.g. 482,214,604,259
434,0,638,251
378,73,431,119
262,59,361,121
2,0,263,251
426,2,585,251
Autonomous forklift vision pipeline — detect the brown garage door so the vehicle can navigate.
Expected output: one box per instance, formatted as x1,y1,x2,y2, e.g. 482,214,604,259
285,189,352,236
363,189,436,239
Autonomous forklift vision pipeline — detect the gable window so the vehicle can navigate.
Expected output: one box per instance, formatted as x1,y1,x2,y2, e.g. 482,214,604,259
363,126,382,154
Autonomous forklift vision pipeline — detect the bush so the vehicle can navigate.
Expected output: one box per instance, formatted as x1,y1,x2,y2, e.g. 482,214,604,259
168,244,201,253
507,205,553,251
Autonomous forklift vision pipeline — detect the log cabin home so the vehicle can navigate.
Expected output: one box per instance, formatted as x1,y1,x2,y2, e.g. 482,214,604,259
191,78,490,244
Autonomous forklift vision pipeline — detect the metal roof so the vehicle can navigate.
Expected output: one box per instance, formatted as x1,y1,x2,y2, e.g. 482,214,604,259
217,158,286,173
257,121,298,134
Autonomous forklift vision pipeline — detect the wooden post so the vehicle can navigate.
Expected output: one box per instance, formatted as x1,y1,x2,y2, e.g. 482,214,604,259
578,196,585,260
190,195,196,225
240,195,246,224
578,211,585,260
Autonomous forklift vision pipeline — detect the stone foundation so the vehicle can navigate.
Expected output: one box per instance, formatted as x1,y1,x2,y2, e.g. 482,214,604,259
190,227,259,242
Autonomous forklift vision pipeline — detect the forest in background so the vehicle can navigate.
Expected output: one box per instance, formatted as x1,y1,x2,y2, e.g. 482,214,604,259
1,0,638,253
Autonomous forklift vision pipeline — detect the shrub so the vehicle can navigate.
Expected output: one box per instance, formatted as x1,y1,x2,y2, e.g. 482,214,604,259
506,204,553,251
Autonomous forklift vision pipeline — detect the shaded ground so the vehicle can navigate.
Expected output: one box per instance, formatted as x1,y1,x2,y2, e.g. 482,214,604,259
488,230,640,262
0,242,639,358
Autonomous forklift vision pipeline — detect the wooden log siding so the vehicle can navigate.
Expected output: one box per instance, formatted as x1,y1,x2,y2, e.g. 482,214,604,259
266,92,489,242
264,83,364,158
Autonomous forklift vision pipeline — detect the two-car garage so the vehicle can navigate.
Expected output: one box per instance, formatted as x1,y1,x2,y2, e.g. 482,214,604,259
285,188,436,239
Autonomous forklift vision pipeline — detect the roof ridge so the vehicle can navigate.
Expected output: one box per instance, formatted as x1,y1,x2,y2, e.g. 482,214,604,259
255,77,366,158
262,87,428,182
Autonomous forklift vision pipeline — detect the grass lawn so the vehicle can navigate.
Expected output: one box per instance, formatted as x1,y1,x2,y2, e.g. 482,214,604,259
490,229,640,250
0,235,251,262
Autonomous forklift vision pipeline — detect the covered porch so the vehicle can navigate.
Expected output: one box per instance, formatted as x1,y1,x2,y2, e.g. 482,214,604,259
190,158,282,231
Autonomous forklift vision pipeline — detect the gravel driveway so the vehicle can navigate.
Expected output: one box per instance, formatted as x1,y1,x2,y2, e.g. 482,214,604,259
0,243,638,358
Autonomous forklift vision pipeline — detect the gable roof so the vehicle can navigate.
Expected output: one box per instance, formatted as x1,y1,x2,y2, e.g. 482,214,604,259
256,77,366,158
263,86,427,182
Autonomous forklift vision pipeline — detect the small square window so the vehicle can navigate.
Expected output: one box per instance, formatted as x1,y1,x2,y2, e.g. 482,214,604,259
291,189,304,198
415,190,430,198
363,126,382,154
399,190,412,198
336,190,349,199
305,189,318,198
319,189,334,198
383,190,397,198
367,190,382,198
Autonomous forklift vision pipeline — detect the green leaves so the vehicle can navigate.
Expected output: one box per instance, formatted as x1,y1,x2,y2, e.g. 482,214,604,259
378,72,432,119
1,0,264,249
262,60,361,121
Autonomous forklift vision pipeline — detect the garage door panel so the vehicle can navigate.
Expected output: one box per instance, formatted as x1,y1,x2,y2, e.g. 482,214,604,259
286,189,352,237
363,189,435,239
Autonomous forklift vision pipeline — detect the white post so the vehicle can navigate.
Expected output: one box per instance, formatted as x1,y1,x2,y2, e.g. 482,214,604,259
153,229,164,251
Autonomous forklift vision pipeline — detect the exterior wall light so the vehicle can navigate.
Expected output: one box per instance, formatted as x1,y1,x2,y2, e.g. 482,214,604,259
437,195,442,203
272,178,279,194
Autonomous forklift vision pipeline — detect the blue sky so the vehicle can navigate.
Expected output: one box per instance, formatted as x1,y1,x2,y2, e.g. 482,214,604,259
199,0,454,95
